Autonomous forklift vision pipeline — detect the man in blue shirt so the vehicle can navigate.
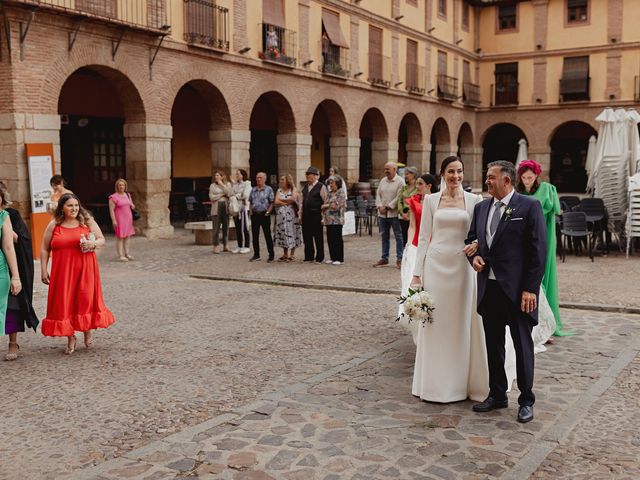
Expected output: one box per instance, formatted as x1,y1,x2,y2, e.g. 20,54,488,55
249,172,275,262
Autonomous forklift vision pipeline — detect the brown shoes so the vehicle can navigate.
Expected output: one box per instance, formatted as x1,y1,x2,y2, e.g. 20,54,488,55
396,260,402,269
373,259,389,267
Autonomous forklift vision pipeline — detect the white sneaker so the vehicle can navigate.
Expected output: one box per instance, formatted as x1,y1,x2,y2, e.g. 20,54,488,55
239,247,251,254
332,261,343,265
231,248,241,254
324,260,333,264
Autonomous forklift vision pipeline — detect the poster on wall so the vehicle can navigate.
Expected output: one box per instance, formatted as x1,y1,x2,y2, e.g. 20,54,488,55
27,154,53,214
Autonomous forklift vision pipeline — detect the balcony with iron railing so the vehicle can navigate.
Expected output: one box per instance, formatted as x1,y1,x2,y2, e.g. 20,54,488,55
437,74,458,101
463,82,481,106
259,23,297,67
183,0,229,51
636,76,640,102
11,0,170,31
368,53,391,88
491,82,519,106
319,42,350,78
405,63,425,95
559,76,590,103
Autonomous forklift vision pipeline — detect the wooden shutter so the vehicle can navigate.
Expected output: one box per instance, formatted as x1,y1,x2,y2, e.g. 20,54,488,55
369,25,382,54
563,56,589,78
406,39,417,66
463,60,471,84
322,9,349,48
263,0,285,28
438,51,447,76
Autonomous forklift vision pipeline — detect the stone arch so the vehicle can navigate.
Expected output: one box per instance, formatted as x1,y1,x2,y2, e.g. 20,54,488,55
481,122,528,171
359,108,389,181
310,99,349,180
457,122,474,150
429,117,452,174
398,112,423,170
548,120,597,192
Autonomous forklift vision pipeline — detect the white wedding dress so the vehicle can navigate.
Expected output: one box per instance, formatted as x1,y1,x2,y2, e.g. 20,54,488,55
412,198,493,402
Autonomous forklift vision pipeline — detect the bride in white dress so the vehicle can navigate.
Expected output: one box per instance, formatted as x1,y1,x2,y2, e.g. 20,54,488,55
410,157,516,403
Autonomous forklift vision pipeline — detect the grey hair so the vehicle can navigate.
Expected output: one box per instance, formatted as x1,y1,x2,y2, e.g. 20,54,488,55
327,175,343,189
487,160,516,185
0,181,11,208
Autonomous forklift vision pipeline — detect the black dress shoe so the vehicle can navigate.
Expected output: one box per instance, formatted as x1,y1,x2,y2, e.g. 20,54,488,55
267,256,275,263
472,396,508,412
517,405,534,423
249,256,261,262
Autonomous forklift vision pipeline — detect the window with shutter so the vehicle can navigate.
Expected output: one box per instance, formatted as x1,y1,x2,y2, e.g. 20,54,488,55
560,56,589,101
567,0,588,24
438,0,447,17
368,26,387,86
494,62,518,105
406,39,421,92
462,2,469,30
498,5,517,31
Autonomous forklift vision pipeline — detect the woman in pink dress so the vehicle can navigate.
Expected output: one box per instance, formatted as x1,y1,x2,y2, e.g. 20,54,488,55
108,178,136,262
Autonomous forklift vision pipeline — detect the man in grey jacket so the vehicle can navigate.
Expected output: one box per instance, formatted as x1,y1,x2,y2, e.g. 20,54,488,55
373,162,405,268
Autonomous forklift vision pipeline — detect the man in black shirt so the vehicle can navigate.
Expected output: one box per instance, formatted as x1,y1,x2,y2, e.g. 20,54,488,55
299,167,328,263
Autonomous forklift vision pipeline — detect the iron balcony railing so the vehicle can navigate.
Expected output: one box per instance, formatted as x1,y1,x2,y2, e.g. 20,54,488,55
437,74,458,101
259,23,297,67
319,42,350,78
368,53,391,88
636,76,640,102
12,0,170,31
405,63,425,94
491,82,519,106
184,0,229,51
463,82,481,106
559,76,590,102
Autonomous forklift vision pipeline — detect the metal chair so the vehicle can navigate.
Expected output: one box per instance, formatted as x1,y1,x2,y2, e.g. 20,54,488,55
559,195,580,212
355,200,370,236
575,198,607,254
559,211,593,262
185,195,206,222
346,200,356,212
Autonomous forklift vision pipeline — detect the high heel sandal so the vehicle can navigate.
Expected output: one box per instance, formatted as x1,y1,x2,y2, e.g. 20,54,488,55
64,336,77,355
5,342,19,361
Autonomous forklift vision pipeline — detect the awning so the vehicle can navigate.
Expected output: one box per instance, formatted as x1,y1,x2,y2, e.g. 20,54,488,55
322,9,349,48
263,0,285,28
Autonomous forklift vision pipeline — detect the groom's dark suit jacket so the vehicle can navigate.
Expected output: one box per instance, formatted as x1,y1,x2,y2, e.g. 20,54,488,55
466,191,547,325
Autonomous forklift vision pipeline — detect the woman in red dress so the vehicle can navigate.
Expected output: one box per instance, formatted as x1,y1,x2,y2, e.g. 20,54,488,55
40,193,115,354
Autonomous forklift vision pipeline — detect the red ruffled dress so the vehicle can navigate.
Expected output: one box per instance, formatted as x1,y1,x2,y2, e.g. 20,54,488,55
41,224,115,336
405,193,424,247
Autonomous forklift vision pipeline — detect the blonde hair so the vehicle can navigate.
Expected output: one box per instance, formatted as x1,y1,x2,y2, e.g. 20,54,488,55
280,174,294,191
54,193,92,227
214,170,229,184
0,181,11,208
114,178,128,192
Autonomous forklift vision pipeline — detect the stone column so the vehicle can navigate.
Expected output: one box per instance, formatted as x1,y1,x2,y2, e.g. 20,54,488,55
298,0,311,66
528,146,551,182
0,113,61,215
210,130,251,174
434,144,457,173
460,146,483,191
371,140,399,179
329,137,360,187
277,133,312,187
124,123,173,239
406,143,428,172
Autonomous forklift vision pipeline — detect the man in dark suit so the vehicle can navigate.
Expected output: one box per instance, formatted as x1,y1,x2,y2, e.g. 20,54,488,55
466,160,547,423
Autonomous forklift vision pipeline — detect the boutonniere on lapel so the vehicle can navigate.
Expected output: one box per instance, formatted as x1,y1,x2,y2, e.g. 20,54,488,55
504,206,514,221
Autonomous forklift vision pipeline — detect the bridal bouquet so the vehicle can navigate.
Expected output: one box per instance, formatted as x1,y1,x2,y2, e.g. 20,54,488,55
397,287,435,326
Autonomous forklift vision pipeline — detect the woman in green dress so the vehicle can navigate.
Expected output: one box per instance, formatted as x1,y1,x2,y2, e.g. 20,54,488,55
516,159,572,336
0,185,23,340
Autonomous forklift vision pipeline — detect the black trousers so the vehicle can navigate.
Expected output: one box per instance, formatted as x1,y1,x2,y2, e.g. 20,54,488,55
251,212,274,258
326,225,344,262
399,219,410,248
302,213,324,262
234,209,250,248
480,280,535,407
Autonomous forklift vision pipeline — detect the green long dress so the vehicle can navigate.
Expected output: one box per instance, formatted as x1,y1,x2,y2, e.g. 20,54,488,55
0,209,10,334
522,182,572,336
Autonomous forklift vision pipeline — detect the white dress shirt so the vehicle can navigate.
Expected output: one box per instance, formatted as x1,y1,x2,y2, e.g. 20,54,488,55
486,188,515,279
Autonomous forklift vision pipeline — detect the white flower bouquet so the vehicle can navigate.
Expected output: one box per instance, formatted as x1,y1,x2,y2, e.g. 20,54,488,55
397,287,435,326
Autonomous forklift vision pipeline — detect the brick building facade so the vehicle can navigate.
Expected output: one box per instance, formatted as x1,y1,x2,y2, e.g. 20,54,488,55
1,0,638,237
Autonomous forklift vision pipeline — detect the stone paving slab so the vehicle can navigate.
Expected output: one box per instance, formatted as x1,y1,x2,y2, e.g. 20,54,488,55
67,309,640,480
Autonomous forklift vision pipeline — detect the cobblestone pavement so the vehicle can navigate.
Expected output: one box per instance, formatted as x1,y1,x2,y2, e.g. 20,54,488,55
61,309,640,480
2,231,639,479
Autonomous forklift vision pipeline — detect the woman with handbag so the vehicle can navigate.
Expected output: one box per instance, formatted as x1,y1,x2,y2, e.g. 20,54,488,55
108,178,136,262
209,171,233,254
274,174,302,261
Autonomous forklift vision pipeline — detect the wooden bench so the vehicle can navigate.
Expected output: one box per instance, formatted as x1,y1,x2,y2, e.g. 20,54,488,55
184,221,236,245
